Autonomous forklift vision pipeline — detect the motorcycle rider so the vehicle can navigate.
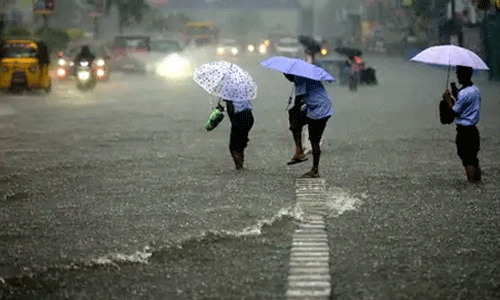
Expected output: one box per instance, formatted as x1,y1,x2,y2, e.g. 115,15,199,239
73,45,97,88
74,45,96,66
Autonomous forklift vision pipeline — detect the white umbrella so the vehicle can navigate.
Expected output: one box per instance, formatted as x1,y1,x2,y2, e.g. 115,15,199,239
410,44,489,70
193,60,257,102
410,44,489,88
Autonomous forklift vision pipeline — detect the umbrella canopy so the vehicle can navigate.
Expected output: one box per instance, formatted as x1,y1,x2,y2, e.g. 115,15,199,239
298,35,321,54
410,44,489,70
260,56,335,82
193,60,258,102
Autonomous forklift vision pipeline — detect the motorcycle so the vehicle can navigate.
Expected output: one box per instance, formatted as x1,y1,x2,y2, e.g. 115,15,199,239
75,59,96,91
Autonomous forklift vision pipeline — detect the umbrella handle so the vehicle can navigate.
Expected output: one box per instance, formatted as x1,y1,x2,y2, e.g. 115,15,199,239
445,64,451,91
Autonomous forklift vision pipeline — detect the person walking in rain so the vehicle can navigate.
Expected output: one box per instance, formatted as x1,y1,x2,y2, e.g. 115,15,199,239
284,73,333,178
442,65,482,183
222,97,254,170
193,61,257,171
302,47,325,154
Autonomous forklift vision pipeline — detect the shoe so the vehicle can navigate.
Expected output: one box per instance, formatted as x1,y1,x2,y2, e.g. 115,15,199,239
300,170,320,178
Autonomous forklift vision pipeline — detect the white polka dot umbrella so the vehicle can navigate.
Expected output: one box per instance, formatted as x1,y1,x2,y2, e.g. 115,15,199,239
193,60,258,102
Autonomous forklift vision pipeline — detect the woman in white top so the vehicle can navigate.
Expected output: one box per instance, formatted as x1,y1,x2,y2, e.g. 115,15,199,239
222,98,254,170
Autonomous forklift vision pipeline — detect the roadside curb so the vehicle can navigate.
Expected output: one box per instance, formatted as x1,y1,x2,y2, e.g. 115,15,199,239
286,178,331,300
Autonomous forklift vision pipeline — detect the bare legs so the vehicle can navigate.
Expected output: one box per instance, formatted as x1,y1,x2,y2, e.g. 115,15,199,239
301,139,321,178
292,130,306,159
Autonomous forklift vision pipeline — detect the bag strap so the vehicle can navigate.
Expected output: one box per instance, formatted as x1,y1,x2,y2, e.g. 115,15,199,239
285,85,295,111
216,97,224,111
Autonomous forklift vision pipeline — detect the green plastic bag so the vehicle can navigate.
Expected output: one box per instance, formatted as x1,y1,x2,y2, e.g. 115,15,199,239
206,103,225,131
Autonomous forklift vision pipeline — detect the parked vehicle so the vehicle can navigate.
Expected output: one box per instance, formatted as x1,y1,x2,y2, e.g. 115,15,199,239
0,38,51,93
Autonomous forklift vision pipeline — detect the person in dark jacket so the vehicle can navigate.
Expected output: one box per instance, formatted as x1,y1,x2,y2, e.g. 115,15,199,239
74,45,96,65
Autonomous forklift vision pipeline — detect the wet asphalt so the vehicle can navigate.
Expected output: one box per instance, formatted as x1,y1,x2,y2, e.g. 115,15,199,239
1,51,500,299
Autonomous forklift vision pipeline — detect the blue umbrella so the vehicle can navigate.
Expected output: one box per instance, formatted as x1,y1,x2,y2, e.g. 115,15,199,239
260,56,335,82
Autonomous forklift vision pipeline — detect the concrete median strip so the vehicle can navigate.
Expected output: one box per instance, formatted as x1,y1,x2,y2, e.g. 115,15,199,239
286,178,331,300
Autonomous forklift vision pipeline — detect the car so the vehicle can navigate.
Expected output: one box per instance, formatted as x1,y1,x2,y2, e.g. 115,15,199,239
110,35,151,72
274,37,302,58
127,38,192,79
215,39,241,57
56,42,112,81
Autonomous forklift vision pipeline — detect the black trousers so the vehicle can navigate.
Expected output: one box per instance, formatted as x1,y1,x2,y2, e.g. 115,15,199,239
456,124,480,166
229,110,254,151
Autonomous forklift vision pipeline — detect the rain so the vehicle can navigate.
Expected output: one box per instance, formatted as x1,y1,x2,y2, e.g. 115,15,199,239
1,0,500,299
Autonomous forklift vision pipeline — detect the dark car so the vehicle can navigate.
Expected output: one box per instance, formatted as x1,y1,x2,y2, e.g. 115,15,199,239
110,35,150,72
56,42,112,81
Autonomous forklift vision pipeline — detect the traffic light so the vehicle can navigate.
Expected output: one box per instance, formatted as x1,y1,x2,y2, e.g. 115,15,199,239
45,0,54,11
34,0,54,14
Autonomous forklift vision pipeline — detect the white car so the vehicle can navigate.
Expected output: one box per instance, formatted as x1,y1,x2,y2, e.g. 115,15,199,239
275,38,302,58
215,39,241,57
128,39,192,79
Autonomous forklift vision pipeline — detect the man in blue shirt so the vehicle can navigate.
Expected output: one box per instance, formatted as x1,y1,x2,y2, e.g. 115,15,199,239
285,74,334,178
442,65,482,183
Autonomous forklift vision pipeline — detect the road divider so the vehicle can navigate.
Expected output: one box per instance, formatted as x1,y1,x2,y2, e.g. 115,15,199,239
287,178,331,300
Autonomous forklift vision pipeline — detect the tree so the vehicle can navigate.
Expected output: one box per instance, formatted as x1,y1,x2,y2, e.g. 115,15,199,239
226,10,265,40
105,0,149,33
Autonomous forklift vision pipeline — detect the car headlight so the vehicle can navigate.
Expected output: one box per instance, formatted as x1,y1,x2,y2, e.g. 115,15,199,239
247,44,255,52
217,47,225,55
259,44,267,54
70,61,75,66
321,48,327,56
58,58,67,66
80,61,90,67
231,48,238,55
57,68,66,77
96,68,105,77
77,71,90,81
156,53,192,79
95,59,105,67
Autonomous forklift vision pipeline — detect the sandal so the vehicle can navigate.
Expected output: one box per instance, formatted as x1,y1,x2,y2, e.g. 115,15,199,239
287,156,308,165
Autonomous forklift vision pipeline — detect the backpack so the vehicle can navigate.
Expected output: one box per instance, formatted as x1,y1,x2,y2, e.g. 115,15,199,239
439,99,455,124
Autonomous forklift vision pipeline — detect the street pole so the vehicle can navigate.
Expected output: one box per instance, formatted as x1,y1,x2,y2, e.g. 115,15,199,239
93,16,98,39
312,0,315,38
0,1,5,41
43,14,48,29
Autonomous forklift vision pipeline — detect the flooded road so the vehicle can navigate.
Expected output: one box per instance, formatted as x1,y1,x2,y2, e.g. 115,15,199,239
1,51,499,299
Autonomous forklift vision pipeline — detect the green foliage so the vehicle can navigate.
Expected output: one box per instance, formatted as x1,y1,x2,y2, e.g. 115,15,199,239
66,28,85,41
106,0,148,25
34,27,70,52
5,27,32,38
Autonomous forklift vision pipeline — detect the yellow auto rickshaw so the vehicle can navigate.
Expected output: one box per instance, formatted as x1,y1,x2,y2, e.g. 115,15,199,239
0,38,51,93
